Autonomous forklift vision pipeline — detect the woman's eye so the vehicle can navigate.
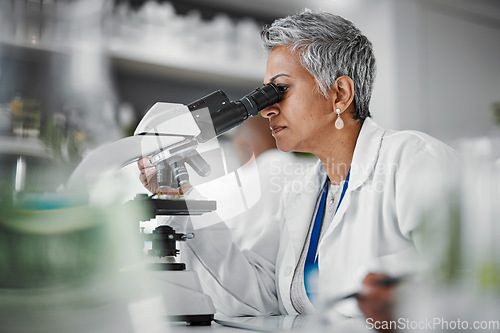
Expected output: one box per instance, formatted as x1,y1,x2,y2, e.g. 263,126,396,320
277,85,289,93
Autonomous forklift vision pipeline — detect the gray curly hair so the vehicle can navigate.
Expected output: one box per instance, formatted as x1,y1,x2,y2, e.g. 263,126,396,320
261,9,376,121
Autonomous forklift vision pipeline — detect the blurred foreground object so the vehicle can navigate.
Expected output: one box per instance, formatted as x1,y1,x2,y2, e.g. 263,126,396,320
0,192,169,333
397,137,500,332
357,273,398,333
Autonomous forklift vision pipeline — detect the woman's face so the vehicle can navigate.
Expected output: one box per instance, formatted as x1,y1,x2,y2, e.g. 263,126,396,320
261,46,335,153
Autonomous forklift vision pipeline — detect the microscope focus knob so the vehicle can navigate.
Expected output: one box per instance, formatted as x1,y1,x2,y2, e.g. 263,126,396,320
181,233,195,241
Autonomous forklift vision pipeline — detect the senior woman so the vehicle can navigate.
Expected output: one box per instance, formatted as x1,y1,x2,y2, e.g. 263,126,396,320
138,10,457,319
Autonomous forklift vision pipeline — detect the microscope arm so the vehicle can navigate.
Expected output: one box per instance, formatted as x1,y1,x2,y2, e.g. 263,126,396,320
66,135,194,191
66,103,200,192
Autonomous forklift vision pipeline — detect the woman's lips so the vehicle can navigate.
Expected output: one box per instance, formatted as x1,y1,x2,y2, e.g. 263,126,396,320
270,125,286,135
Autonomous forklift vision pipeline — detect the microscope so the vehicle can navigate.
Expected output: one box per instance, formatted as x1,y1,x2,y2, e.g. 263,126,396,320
66,83,282,325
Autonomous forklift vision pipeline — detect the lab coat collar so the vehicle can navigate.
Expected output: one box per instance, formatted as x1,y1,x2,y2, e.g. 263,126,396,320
312,117,385,191
349,117,386,192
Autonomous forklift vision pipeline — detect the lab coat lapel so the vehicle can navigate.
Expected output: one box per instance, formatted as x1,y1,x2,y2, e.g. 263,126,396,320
283,161,327,261
348,117,386,193
282,118,386,260
326,118,386,233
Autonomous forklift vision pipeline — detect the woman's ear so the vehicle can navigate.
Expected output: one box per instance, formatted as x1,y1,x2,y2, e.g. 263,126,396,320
332,75,355,114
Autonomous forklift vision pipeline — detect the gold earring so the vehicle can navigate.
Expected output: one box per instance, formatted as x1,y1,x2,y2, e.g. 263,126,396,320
335,108,344,130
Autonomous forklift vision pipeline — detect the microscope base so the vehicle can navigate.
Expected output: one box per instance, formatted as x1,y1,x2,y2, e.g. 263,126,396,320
146,269,216,326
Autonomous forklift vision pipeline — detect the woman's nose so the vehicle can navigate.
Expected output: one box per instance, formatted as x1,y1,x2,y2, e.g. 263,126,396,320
260,105,279,118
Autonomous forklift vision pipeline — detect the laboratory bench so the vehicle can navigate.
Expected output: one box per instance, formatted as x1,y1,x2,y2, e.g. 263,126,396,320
166,314,370,333
168,322,258,333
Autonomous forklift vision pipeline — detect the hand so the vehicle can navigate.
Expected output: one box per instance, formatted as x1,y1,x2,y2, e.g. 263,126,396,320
357,273,397,333
137,157,191,195
138,157,160,193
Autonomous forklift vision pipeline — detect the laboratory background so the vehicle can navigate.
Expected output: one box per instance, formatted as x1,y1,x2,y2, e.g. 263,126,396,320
1,0,500,332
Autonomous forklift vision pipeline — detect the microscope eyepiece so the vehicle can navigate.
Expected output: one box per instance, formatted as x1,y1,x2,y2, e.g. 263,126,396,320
188,82,282,142
238,82,282,118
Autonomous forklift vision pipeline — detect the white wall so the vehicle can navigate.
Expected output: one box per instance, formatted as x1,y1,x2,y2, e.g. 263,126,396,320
394,0,500,141
421,2,500,140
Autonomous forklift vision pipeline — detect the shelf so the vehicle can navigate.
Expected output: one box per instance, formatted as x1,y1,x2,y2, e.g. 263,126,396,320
0,38,61,63
109,46,265,87
126,0,307,22
0,38,266,87
0,135,50,158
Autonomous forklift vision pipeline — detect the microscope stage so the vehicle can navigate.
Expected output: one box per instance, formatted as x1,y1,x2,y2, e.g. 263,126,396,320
152,198,217,215
127,195,217,219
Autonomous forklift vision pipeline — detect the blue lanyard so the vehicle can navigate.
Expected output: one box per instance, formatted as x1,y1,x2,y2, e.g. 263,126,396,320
304,169,350,301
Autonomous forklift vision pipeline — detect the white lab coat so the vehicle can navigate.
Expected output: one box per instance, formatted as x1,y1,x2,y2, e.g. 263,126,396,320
223,149,318,249
168,117,459,317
